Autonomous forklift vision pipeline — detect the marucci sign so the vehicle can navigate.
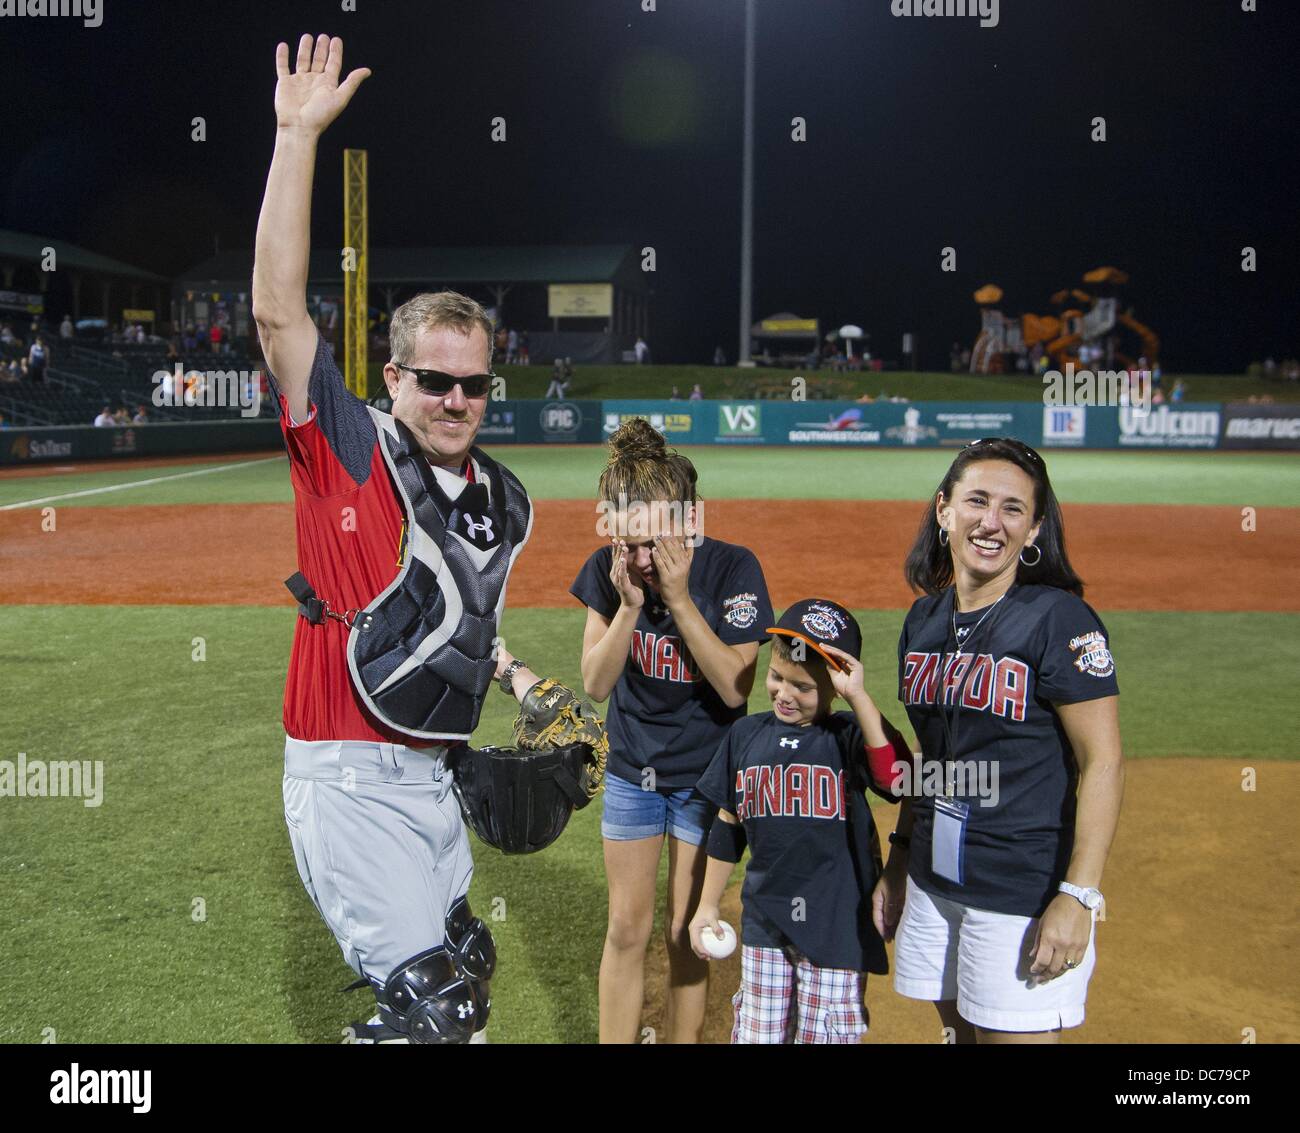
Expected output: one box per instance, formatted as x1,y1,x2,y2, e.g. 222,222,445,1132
1220,403,1300,451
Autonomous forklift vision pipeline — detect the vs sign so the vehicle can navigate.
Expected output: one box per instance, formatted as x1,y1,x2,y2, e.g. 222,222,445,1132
719,403,760,437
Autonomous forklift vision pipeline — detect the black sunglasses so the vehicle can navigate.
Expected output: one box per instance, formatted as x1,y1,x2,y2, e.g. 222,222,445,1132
395,363,493,399
965,436,1043,465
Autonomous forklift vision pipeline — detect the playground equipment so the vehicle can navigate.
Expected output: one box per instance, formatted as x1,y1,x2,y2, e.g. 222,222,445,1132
970,268,1160,374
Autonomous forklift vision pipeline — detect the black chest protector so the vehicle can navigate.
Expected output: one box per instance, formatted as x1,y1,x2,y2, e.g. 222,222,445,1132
346,407,533,740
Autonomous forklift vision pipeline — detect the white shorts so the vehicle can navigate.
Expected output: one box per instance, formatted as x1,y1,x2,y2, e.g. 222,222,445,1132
892,875,1097,1033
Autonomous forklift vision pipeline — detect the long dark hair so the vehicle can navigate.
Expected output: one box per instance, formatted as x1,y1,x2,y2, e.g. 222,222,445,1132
903,438,1083,597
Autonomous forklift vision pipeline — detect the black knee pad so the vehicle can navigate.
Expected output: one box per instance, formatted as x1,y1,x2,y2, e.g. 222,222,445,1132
378,946,484,1044
445,895,497,983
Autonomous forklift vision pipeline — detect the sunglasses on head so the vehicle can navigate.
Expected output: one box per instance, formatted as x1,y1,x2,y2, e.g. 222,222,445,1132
965,437,1043,465
395,363,493,399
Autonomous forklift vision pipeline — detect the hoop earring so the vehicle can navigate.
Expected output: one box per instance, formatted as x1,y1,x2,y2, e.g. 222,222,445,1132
938,528,949,547
1019,543,1042,566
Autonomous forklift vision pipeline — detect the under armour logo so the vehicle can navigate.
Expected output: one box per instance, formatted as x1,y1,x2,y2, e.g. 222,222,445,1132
463,514,494,541
779,737,800,749
457,1000,474,1019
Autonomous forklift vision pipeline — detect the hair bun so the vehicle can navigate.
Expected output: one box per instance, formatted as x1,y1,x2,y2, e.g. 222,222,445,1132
606,417,666,465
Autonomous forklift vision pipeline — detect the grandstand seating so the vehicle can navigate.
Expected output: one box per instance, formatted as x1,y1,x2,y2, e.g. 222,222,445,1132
0,340,275,426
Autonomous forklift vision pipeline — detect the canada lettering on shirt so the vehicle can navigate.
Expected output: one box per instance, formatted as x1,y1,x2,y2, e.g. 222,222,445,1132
901,651,1030,721
630,629,701,684
733,762,848,820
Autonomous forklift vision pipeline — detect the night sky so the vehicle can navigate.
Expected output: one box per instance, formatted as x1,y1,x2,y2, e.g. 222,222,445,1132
1,0,1296,371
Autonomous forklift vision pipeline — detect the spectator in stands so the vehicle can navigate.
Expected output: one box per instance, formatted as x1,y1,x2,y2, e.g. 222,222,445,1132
94,406,115,427
27,337,48,383
113,407,131,425
634,336,649,364
545,363,570,400
0,411,8,429
688,383,703,400
495,326,508,360
1,358,17,383
132,404,150,424
669,385,682,400
209,322,224,354
167,337,181,362
1170,379,1187,403
519,330,530,366
60,315,74,340
183,323,197,353
713,345,726,365
0,322,16,346
506,327,519,364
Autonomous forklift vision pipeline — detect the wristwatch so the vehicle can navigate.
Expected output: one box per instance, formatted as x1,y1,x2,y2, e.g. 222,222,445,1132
498,658,526,696
1058,881,1103,911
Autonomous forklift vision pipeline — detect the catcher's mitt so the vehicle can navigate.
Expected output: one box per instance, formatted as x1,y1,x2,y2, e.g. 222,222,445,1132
513,678,609,799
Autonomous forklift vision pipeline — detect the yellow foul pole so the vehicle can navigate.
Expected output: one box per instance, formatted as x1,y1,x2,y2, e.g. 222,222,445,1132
343,148,369,398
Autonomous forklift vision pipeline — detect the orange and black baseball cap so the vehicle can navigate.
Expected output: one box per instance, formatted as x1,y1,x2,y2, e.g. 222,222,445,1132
766,598,862,672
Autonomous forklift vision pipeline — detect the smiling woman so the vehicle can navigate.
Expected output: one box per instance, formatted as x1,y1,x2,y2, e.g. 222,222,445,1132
879,437,1125,1046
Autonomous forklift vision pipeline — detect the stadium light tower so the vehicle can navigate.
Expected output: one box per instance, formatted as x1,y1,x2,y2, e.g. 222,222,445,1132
738,0,756,367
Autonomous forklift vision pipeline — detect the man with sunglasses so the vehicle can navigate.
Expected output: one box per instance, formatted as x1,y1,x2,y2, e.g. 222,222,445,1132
253,34,545,1044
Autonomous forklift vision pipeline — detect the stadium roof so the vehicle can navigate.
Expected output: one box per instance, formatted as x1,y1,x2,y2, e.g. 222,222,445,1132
0,228,170,283
178,244,648,291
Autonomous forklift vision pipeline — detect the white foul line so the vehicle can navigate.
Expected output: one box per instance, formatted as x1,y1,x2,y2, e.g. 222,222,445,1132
0,456,283,510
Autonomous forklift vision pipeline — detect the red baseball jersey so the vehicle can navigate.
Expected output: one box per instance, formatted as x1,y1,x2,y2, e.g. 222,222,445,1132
272,332,478,744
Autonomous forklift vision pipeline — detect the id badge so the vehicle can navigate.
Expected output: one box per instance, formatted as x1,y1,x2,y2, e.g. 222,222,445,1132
931,797,970,884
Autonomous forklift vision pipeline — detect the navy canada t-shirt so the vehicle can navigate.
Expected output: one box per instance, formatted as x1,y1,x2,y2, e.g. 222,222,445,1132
569,537,773,792
695,710,902,973
898,584,1120,918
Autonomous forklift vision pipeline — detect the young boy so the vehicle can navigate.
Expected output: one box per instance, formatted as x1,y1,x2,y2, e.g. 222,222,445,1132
689,598,911,1043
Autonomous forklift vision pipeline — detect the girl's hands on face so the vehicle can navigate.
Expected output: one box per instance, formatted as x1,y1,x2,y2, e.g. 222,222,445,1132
651,534,693,605
609,540,645,609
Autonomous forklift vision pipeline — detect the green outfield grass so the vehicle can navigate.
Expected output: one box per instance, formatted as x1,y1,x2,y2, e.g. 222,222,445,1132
371,362,1300,405
4,448,1299,510
1,604,1295,1043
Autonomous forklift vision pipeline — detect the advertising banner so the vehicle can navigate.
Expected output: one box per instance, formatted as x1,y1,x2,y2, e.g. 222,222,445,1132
602,401,700,443
1220,402,1300,451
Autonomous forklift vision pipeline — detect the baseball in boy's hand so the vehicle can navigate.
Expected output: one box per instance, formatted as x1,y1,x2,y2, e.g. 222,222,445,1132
699,920,737,959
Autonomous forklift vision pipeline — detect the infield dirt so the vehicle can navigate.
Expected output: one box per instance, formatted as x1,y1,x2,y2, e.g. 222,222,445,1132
2,498,1297,611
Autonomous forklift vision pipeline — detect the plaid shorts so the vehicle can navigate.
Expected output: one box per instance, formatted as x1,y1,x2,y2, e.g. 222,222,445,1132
730,944,868,1044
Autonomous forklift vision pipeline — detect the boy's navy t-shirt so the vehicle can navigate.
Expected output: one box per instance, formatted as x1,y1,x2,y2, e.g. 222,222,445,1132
695,710,902,973
569,538,772,792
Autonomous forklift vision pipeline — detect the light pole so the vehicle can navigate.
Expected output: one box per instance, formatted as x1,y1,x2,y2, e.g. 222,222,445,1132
738,0,756,366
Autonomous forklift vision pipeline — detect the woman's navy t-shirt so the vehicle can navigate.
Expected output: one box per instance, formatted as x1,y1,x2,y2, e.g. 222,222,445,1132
569,537,773,792
898,584,1120,918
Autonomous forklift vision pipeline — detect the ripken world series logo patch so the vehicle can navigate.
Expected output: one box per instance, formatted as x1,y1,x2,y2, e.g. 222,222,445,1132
723,593,759,629
1069,631,1115,678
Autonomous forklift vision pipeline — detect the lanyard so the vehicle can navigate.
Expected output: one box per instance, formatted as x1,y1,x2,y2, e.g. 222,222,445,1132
935,586,1011,798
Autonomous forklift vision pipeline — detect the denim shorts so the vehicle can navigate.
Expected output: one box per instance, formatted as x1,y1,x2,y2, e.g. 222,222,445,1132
601,771,715,845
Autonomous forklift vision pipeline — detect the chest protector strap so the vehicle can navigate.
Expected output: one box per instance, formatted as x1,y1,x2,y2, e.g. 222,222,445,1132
346,407,533,739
